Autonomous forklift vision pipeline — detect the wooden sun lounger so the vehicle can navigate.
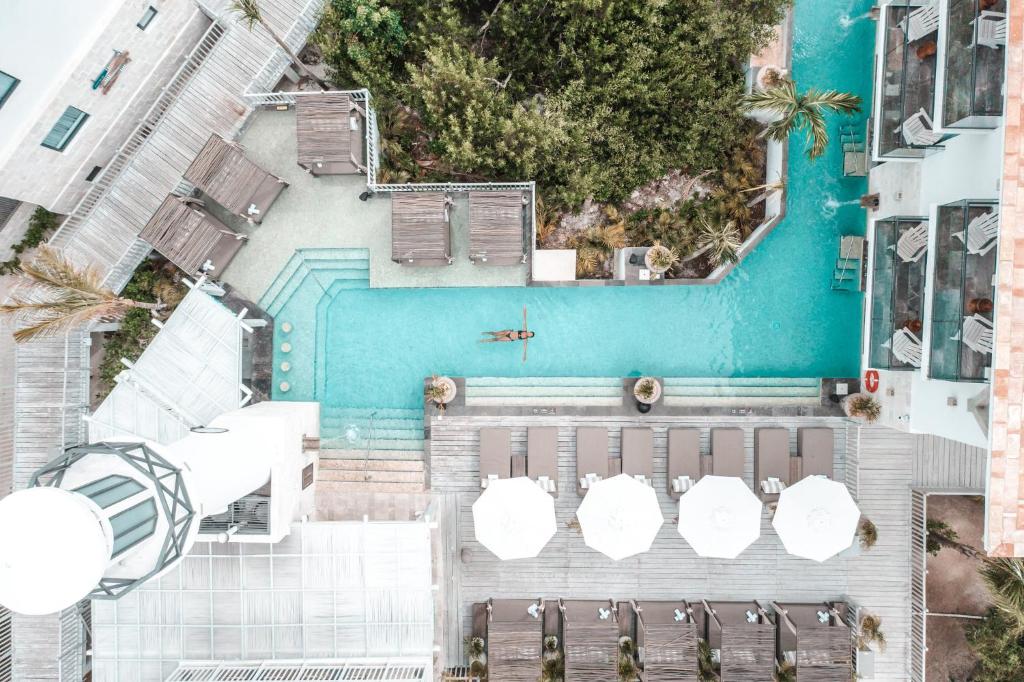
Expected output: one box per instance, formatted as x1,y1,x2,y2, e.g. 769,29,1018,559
634,600,706,681
480,428,511,488
711,428,745,479
576,427,609,496
621,428,653,485
754,428,792,503
797,428,834,480
668,428,702,499
527,427,559,496
487,598,545,682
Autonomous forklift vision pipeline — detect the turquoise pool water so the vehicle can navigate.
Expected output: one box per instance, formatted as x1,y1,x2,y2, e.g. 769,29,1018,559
270,0,875,417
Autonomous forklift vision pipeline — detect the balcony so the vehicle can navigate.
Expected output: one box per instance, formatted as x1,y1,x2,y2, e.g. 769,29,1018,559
870,218,930,370
876,2,942,157
942,0,1006,128
929,201,998,381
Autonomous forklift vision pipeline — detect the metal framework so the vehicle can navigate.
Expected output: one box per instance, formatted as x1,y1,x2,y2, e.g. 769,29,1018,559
30,442,195,600
167,658,432,681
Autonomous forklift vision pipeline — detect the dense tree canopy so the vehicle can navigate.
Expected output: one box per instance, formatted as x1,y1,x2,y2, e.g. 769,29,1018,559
315,0,789,209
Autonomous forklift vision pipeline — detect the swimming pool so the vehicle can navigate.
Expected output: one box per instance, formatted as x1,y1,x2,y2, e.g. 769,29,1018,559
267,0,876,443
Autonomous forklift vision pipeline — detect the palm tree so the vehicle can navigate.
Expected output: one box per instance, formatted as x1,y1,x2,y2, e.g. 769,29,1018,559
981,557,1024,634
741,78,861,159
0,246,164,343
683,216,742,267
740,179,786,208
230,0,327,89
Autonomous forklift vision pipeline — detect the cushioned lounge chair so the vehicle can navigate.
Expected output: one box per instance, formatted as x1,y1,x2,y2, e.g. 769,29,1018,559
527,427,559,495
797,428,834,480
622,427,654,486
668,428,702,499
712,428,745,479
754,428,792,502
576,427,609,495
480,428,511,488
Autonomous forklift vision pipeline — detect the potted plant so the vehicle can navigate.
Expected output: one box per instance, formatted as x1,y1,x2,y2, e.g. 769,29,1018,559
634,377,662,413
427,375,457,412
644,242,678,275
756,65,786,91
774,660,797,682
857,613,886,652
858,518,878,550
465,635,487,678
541,635,564,681
617,636,638,681
843,392,880,423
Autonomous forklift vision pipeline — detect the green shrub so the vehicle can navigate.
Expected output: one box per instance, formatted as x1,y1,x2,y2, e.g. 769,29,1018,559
1,207,60,273
967,608,1024,681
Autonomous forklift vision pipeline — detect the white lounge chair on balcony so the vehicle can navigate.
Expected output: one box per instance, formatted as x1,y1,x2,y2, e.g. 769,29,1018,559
889,221,929,263
899,2,940,42
973,11,1007,49
957,314,995,355
952,210,1000,256
897,108,942,147
883,328,924,367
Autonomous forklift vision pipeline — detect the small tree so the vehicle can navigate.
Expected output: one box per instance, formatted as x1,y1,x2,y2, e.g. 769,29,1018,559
230,0,328,89
0,246,164,343
684,216,741,268
858,518,878,550
981,558,1024,635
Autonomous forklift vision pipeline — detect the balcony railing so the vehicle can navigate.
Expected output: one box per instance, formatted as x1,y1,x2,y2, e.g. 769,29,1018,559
942,0,1006,128
869,217,930,370
929,200,998,382
876,1,942,157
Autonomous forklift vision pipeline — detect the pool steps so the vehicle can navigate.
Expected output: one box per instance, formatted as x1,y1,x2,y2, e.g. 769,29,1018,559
260,248,370,317
662,377,821,406
320,406,425,455
316,458,425,492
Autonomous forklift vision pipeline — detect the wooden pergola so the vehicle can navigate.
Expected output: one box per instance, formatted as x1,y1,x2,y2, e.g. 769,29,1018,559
560,599,619,681
391,193,452,266
183,134,288,223
634,601,705,681
485,599,544,682
706,601,777,681
468,190,527,265
140,195,245,277
295,92,367,176
772,602,853,681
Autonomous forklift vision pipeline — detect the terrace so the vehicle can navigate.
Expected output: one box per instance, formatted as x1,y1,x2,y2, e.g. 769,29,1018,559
942,0,1007,128
929,201,998,382
869,217,930,370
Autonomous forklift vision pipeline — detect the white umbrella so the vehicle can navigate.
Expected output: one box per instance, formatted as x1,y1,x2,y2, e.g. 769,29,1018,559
473,477,557,560
576,473,664,561
677,475,762,559
772,476,861,562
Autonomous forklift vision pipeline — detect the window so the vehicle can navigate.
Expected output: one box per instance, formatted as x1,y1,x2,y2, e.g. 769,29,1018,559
41,106,89,151
137,6,158,30
74,475,145,508
0,70,18,110
109,498,158,556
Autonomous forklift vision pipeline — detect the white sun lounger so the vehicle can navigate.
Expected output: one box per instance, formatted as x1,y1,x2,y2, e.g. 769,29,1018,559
952,210,1000,256
883,328,923,367
957,314,994,355
899,2,940,42
897,108,942,148
889,221,929,263
973,10,1007,49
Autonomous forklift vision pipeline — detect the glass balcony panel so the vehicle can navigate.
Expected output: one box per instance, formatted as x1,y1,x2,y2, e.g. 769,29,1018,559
870,218,929,369
879,2,940,156
944,0,1006,127
929,201,997,381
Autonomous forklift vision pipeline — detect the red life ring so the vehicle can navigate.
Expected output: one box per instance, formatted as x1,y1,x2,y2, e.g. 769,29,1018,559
864,369,880,393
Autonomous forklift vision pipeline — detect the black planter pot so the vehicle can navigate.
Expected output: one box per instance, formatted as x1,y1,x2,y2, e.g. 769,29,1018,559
636,401,652,414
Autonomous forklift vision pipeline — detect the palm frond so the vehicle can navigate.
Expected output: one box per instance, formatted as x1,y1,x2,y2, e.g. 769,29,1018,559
20,246,112,300
229,0,262,29
804,108,830,159
981,558,1024,633
803,89,862,114
698,216,742,267
740,78,797,115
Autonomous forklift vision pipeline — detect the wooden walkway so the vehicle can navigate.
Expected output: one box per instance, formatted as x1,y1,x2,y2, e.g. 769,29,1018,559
911,434,987,491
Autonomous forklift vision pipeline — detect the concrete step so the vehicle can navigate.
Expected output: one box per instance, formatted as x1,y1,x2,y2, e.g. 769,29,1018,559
319,458,424,472
319,468,425,484
320,448,426,462
465,396,622,406
464,377,623,406
316,480,426,494
664,395,821,407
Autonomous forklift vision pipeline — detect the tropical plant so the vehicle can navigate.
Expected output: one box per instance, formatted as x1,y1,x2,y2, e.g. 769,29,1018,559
0,246,165,343
426,375,453,403
315,0,407,93
684,215,742,268
858,518,878,550
774,660,797,682
857,613,886,652
617,636,638,681
741,179,786,208
967,607,1024,681
566,517,582,534
740,78,862,159
535,196,561,247
844,393,880,423
230,0,328,88
646,241,678,273
568,222,626,278
981,558,1024,635
697,639,718,681
541,635,564,681
634,377,658,402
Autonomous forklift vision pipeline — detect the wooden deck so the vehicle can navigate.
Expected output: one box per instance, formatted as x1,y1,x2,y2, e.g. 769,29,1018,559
912,434,987,491
430,415,929,681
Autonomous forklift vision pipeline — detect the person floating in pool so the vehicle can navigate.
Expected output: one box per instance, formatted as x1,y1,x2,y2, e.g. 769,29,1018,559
480,306,532,361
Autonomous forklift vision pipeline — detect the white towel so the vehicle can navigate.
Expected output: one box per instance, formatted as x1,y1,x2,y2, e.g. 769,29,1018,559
760,477,787,494
481,474,499,489
672,475,694,494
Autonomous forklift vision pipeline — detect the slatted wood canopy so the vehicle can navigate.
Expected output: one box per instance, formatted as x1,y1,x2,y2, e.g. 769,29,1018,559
634,601,704,681
183,134,287,223
469,191,527,265
773,602,853,681
706,601,776,681
295,92,366,175
561,600,618,681
140,195,245,277
486,599,543,682
391,193,452,266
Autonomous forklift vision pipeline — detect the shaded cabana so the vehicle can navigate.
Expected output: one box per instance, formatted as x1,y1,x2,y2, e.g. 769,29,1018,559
140,195,246,277
772,601,853,681
391,193,453,266
559,599,619,680
704,601,776,681
485,598,545,682
295,92,367,175
183,134,288,223
633,600,706,681
469,190,528,264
